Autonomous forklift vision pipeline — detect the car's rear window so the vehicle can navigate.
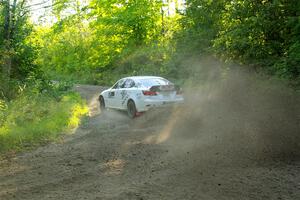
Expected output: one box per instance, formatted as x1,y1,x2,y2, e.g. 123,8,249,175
137,78,172,87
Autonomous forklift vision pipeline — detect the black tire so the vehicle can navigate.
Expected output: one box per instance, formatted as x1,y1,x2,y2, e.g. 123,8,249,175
99,96,105,110
127,100,137,118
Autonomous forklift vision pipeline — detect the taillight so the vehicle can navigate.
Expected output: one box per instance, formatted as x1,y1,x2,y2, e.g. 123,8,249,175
142,90,157,96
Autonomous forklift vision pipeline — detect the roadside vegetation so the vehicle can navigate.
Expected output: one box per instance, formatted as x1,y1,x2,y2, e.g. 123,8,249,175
0,81,88,154
0,0,299,154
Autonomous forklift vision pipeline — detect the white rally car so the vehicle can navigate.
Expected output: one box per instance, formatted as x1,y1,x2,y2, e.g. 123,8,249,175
99,76,184,118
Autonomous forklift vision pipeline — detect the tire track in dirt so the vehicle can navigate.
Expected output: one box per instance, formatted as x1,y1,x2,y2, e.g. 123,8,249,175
0,85,299,200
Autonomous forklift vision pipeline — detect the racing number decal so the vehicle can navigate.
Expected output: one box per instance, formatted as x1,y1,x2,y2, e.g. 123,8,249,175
121,90,127,99
121,90,129,105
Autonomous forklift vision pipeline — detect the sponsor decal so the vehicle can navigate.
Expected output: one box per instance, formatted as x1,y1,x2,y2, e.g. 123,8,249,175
121,90,129,105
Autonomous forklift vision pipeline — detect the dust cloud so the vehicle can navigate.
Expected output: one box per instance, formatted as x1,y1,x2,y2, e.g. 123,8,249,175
134,58,300,163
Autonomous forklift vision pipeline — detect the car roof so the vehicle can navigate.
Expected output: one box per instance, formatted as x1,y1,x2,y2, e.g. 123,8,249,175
124,76,165,81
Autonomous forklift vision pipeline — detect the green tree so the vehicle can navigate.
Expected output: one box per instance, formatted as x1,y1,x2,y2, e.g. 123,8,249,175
213,0,300,79
0,0,38,99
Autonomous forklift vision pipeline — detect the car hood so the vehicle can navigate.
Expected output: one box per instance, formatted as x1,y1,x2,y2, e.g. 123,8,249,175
101,88,111,95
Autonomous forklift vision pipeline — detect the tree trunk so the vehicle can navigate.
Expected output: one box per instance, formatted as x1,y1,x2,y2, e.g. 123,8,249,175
3,0,11,41
2,0,12,78
2,0,17,80
11,0,18,40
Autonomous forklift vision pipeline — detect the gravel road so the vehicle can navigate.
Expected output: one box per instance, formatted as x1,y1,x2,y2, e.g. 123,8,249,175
0,84,299,200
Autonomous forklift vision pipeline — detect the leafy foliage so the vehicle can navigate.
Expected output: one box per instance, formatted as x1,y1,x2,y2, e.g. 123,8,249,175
35,0,181,84
180,0,300,81
0,89,88,153
0,0,41,99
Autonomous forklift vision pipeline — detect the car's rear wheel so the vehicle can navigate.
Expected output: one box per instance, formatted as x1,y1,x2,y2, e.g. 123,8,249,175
99,96,105,110
127,100,137,118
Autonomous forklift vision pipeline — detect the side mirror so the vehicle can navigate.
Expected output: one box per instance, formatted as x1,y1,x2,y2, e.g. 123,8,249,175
108,91,115,97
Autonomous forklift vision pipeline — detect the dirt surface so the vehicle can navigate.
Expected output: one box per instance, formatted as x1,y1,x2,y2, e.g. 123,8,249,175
0,84,299,200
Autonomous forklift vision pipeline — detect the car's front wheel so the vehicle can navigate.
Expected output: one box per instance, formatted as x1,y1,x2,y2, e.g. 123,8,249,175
99,96,105,111
127,100,137,118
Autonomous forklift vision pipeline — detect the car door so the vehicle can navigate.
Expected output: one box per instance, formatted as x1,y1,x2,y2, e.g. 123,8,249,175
115,79,135,109
106,79,125,108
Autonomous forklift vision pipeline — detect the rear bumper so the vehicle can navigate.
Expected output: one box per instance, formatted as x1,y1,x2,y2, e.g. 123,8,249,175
136,97,184,112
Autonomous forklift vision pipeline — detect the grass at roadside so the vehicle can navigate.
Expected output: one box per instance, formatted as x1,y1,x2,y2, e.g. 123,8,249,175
0,91,88,155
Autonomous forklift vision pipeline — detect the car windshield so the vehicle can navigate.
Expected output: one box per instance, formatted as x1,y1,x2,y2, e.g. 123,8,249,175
137,78,172,88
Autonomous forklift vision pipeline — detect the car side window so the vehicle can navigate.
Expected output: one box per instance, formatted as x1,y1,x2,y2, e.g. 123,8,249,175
112,79,125,89
121,79,135,88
